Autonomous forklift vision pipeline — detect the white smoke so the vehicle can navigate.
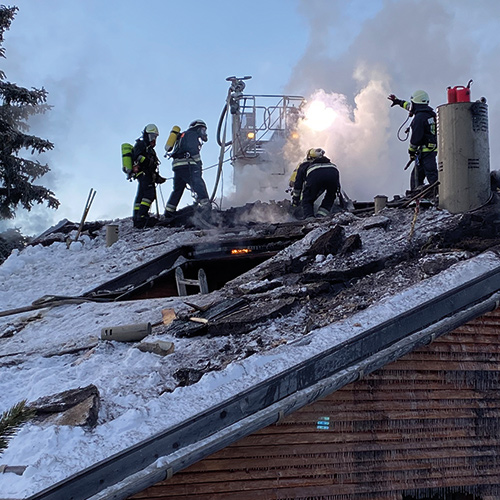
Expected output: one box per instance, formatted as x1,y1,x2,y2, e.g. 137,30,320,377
284,67,394,201
281,0,500,201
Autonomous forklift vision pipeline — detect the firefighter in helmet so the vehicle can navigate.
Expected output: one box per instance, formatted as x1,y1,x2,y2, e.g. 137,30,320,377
164,119,210,217
292,148,341,219
388,90,438,191
131,124,166,229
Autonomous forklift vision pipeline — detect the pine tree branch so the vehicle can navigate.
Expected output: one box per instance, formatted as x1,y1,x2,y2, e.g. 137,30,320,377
0,400,35,455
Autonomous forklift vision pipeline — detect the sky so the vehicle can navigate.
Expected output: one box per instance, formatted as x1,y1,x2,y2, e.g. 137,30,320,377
1,0,500,235
1,207,498,498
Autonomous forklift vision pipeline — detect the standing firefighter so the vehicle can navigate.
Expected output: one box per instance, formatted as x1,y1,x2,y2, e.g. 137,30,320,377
131,124,165,228
164,119,210,217
388,90,438,191
292,148,341,219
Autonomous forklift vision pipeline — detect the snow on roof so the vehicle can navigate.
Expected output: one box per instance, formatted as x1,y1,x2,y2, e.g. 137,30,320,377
1,205,499,499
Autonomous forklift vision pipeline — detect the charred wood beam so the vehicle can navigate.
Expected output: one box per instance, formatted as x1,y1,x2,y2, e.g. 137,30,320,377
27,260,500,500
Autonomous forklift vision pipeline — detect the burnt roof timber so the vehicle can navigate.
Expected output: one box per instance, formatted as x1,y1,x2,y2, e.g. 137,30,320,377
90,289,500,500
84,234,304,300
27,253,500,500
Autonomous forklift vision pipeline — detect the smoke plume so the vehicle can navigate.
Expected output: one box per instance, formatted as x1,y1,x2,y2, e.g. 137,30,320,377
282,0,500,201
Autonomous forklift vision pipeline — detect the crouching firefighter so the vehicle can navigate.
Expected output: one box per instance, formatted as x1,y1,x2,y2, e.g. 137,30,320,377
292,148,341,219
164,120,210,217
131,124,166,229
388,90,438,191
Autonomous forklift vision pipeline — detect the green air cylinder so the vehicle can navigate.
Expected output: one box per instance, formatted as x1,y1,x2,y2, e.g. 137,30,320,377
121,143,134,175
164,126,181,152
101,322,152,342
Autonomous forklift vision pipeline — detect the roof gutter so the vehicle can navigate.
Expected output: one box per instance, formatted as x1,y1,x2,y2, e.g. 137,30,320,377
28,253,500,500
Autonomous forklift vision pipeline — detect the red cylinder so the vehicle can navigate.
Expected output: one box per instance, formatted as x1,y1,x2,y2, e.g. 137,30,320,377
456,86,471,102
447,86,457,103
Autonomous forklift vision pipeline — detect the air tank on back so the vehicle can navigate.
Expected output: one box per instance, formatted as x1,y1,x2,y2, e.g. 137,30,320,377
437,93,491,213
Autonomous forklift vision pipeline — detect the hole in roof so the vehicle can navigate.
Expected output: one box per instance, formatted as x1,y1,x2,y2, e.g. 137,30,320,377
85,236,299,301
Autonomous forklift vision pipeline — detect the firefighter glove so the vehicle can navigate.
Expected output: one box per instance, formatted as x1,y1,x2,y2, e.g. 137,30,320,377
388,94,402,107
156,174,167,184
292,197,300,207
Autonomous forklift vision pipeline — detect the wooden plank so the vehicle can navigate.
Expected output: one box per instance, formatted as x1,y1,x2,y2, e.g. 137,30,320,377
288,398,500,411
413,343,500,353
402,352,500,362
256,416,497,433
367,369,500,380
211,436,500,459
430,332,500,343
167,455,500,484
334,380,484,391
308,388,485,401
282,407,500,422
134,469,500,498
278,398,500,412
186,448,499,473
373,360,500,371
228,427,495,447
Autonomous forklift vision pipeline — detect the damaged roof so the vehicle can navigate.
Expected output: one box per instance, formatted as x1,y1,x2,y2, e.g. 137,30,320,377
1,196,500,500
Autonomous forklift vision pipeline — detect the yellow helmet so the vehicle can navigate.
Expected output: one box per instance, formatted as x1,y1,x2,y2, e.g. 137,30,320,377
306,148,325,160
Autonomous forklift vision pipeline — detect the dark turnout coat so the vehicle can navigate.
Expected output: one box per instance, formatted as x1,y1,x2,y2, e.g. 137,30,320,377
292,156,340,218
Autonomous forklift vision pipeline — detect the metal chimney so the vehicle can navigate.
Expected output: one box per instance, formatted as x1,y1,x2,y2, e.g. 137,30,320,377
437,101,491,213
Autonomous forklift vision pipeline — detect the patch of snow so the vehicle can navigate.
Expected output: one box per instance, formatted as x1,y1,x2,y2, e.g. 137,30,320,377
0,210,498,498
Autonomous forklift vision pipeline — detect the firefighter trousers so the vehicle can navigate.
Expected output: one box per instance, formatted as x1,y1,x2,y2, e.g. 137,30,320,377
165,163,209,213
410,151,438,190
133,172,156,221
302,167,340,218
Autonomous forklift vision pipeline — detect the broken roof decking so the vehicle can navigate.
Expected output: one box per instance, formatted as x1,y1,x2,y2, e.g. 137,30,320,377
3,200,500,500
28,250,500,500
85,227,308,300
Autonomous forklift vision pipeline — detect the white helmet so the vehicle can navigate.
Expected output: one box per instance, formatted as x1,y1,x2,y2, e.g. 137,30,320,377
144,123,159,143
189,119,207,129
144,123,159,135
410,90,430,105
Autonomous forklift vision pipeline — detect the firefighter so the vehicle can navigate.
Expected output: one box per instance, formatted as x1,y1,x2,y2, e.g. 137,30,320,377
131,123,166,229
388,90,438,191
292,148,341,219
164,119,210,217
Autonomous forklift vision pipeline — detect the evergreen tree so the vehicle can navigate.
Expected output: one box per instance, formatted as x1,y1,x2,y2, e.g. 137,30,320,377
0,5,59,219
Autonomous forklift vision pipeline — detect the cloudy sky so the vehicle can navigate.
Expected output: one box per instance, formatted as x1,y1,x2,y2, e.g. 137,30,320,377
2,0,500,235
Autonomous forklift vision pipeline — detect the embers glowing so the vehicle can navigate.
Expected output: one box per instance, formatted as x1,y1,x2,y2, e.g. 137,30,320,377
231,248,252,255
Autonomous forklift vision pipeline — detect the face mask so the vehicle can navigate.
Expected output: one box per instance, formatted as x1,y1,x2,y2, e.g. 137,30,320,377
199,127,208,142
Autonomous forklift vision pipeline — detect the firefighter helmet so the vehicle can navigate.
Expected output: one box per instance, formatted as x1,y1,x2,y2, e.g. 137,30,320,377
144,124,159,135
189,119,207,129
306,148,325,160
410,90,430,105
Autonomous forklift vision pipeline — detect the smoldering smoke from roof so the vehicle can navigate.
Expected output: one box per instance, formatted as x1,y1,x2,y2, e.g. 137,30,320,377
283,70,393,202
282,0,500,201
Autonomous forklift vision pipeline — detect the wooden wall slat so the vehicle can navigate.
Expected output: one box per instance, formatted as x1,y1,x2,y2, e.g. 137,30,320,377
129,308,500,500
190,450,499,473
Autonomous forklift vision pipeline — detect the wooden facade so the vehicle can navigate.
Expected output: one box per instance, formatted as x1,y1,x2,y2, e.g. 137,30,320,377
130,309,500,500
